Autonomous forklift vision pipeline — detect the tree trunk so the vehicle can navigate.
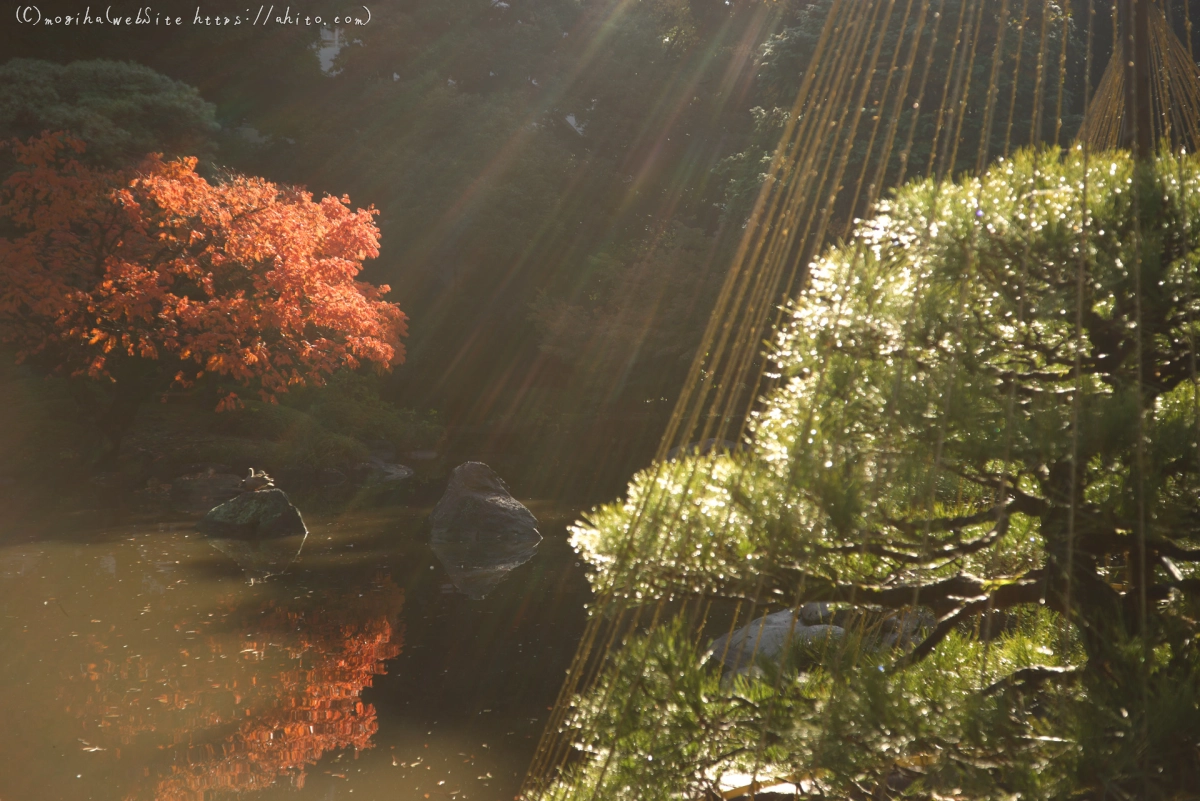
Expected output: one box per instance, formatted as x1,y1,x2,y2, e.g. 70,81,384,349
95,359,158,467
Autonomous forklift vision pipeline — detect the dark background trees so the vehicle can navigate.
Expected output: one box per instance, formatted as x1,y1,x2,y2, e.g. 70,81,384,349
0,58,219,169
3,0,1188,498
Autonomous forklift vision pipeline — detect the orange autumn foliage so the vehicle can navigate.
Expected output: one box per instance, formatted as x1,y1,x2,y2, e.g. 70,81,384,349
0,132,405,409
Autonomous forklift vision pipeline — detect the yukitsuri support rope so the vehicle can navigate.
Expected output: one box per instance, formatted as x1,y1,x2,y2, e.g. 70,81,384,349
843,0,922,227
976,0,1014,173
740,3,1018,790
1125,4,1151,790
521,3,889,795
925,0,974,178
895,0,951,186
698,0,893,452
1003,0,1036,157
1065,0,1096,673
520,2,1196,797
940,0,988,178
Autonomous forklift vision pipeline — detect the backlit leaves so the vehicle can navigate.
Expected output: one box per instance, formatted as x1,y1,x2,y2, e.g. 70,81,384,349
0,132,406,408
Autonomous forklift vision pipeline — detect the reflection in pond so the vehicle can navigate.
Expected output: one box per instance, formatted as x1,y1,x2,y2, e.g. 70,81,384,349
200,486,310,581
67,575,403,799
429,462,542,599
0,507,589,801
429,537,539,600
205,530,308,582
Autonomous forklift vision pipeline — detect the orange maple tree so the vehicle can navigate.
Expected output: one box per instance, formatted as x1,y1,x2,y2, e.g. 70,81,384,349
0,132,406,453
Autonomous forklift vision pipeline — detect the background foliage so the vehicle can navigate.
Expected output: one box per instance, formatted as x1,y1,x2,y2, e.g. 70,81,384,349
0,2,1111,498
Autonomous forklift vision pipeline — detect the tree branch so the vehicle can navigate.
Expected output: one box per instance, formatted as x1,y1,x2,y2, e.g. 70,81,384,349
900,574,1050,664
1151,538,1200,562
982,665,1079,696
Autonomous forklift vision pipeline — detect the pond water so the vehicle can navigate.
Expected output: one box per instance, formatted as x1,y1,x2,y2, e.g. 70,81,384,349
0,502,591,801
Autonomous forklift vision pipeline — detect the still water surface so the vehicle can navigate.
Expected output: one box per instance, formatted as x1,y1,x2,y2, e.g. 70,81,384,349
0,503,590,800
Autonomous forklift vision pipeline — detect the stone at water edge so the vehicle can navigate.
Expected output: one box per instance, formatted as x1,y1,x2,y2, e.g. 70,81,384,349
351,460,415,486
377,462,414,482
429,462,540,543
198,488,308,579
199,488,307,538
429,462,541,599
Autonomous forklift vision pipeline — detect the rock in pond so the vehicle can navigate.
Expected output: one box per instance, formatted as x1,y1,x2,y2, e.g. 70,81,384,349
198,489,308,579
429,462,541,600
352,460,415,486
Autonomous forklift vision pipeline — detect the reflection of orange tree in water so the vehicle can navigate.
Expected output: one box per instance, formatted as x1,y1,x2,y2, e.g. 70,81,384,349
69,576,404,800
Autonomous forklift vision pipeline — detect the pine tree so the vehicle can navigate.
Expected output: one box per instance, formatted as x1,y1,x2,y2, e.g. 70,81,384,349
557,148,1200,799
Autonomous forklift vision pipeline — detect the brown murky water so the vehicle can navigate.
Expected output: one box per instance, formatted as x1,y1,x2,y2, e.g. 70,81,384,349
0,503,590,801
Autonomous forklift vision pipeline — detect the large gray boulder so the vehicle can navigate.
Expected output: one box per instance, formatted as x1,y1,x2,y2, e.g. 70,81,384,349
429,462,541,599
706,604,935,678
708,606,845,677
198,488,308,579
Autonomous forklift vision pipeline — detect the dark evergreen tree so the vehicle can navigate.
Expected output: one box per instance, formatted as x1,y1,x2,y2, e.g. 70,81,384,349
0,59,218,169
559,148,1200,799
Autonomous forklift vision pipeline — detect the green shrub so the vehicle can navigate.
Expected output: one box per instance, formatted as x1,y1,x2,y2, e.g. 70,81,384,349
207,399,320,442
284,371,442,451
